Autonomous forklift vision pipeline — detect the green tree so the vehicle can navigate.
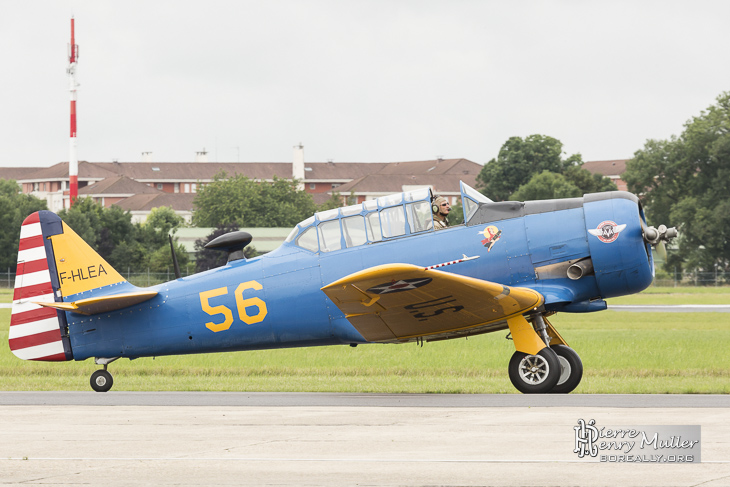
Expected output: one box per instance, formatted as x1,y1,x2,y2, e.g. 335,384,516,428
58,200,188,273
477,135,615,201
147,244,189,273
0,180,47,271
510,171,583,201
108,240,146,273
623,91,730,273
562,165,617,194
98,205,136,260
134,207,188,272
192,173,317,228
476,135,573,201
146,206,185,236
317,191,345,211
57,197,105,251
449,200,464,225
58,198,139,268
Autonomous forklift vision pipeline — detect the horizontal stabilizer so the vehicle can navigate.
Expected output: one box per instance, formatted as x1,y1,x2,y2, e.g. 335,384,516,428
35,291,158,316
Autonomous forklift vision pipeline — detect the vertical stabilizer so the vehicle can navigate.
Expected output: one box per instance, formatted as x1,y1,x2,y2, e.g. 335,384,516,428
9,211,127,361
10,212,71,361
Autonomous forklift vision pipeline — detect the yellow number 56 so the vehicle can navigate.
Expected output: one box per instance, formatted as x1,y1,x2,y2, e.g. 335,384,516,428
199,280,268,332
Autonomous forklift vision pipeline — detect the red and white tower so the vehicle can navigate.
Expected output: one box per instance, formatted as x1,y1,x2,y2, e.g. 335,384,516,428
67,17,79,205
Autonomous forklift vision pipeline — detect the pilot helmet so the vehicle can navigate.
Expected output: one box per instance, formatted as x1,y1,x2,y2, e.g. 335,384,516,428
432,195,448,214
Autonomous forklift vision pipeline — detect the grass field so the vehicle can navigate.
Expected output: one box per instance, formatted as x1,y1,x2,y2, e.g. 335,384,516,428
1,287,728,393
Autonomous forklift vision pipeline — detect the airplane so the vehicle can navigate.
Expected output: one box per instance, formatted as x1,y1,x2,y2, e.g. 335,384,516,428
8,181,677,393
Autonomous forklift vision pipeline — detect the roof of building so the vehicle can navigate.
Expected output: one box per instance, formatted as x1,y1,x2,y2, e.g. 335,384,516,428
581,159,628,177
333,159,480,194
21,161,121,181
0,167,44,181
79,176,161,196
304,162,388,180
18,161,292,182
376,158,478,176
104,162,294,181
335,174,473,195
113,193,197,212
106,161,390,182
17,159,479,185
18,158,484,214
310,192,334,206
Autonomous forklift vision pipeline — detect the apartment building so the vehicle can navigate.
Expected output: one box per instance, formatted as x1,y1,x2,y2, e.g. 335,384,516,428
8,156,482,221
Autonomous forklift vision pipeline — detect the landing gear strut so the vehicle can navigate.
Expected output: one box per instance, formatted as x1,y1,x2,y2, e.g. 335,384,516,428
90,357,118,392
506,314,583,394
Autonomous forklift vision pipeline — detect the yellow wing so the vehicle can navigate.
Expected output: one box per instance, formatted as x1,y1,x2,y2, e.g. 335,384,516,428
321,264,544,342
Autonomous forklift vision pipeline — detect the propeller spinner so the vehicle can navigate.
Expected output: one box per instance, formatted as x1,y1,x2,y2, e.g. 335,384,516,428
642,223,678,260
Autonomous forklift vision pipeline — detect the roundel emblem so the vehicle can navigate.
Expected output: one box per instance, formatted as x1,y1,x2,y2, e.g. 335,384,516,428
366,278,432,295
588,221,627,243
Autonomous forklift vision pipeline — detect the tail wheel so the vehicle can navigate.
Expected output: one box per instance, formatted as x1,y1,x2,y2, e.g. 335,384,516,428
508,347,561,394
550,345,583,394
90,369,113,393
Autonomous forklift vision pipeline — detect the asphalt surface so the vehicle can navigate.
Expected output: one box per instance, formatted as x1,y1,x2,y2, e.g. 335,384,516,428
1,391,730,408
608,304,730,312
1,395,728,486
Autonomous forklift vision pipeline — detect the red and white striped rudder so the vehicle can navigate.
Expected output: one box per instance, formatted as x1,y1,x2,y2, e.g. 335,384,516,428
9,211,72,361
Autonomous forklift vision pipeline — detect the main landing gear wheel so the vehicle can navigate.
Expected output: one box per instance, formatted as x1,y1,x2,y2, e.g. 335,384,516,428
90,369,113,393
550,345,583,394
508,348,561,394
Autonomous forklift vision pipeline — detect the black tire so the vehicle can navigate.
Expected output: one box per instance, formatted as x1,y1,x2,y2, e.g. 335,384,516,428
90,370,113,393
550,345,583,394
508,347,561,394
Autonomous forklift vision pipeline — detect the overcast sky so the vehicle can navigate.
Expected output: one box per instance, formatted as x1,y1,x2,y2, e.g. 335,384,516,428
2,1,728,168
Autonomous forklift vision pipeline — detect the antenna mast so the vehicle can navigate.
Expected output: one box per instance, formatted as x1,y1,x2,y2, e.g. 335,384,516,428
67,17,79,205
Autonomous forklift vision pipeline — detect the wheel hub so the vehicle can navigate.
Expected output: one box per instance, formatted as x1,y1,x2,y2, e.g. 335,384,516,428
518,355,550,385
557,356,571,385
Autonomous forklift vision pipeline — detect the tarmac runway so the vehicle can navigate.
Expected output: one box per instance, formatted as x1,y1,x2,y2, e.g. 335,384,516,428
608,304,730,312
2,391,730,408
1,393,729,486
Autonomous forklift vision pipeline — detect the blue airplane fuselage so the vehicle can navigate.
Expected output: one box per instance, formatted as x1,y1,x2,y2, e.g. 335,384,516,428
65,191,653,362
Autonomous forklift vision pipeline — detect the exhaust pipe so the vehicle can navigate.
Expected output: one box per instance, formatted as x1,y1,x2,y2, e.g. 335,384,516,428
567,259,594,280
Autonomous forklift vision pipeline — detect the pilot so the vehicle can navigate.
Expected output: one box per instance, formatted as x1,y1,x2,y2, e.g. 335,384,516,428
432,195,451,230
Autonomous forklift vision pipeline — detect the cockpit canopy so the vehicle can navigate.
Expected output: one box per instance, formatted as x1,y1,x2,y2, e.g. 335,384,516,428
285,182,492,253
460,180,492,222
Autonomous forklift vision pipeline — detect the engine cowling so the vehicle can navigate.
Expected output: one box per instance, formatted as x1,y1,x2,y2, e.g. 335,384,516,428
582,192,654,299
